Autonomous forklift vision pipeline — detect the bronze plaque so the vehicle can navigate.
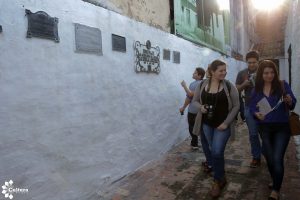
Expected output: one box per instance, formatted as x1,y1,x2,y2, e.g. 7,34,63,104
173,51,180,64
163,49,170,60
25,9,59,42
112,34,126,52
75,23,102,55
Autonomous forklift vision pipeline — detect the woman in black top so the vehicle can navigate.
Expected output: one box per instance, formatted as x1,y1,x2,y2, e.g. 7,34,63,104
192,60,239,198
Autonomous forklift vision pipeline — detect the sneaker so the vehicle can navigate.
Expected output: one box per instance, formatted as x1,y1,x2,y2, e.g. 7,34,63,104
191,145,199,150
250,159,261,168
210,178,227,198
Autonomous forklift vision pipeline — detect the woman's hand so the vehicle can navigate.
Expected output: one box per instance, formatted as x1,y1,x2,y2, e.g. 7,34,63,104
217,123,228,131
255,112,265,121
200,105,208,113
283,94,292,106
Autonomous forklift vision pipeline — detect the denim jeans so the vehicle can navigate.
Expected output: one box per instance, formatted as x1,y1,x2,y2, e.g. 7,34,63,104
188,113,212,166
200,127,212,166
259,123,290,191
202,123,231,180
244,106,262,160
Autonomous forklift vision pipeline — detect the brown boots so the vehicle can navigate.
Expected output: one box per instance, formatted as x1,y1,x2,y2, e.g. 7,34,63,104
210,178,227,198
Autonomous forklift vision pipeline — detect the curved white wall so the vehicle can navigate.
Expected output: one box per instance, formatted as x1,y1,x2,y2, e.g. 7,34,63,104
0,0,245,199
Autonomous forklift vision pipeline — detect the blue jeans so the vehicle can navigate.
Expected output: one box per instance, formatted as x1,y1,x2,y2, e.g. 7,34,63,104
202,123,231,180
188,113,211,166
259,123,290,191
200,128,212,166
244,106,262,160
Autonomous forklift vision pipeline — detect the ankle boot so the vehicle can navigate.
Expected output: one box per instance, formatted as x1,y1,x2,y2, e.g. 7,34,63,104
268,190,280,200
210,178,227,198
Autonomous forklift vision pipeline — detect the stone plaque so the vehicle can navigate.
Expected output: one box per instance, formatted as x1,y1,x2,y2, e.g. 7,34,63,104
25,9,59,42
112,34,126,52
75,23,102,55
173,51,180,64
163,49,170,60
134,40,160,74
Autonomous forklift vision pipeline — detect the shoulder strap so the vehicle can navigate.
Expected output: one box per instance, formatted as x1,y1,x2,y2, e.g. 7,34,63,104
224,80,231,93
199,79,207,92
280,80,290,112
281,80,285,95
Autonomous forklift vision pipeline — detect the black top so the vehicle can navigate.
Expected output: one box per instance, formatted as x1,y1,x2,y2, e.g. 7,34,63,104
201,88,229,128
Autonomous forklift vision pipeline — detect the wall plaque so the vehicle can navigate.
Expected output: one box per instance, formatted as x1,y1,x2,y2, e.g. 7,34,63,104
173,51,180,64
134,40,160,74
112,34,126,52
25,9,59,42
163,49,170,60
74,23,102,55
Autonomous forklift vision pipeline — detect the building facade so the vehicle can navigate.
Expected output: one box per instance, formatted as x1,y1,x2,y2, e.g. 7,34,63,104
285,0,300,114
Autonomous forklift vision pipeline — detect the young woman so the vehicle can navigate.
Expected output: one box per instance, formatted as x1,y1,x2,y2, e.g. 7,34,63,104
250,60,297,200
192,60,239,197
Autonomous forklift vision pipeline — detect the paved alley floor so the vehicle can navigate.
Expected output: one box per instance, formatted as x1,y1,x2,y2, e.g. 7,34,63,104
107,123,300,200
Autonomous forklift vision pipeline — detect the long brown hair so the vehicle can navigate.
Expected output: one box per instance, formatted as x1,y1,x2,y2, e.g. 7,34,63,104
254,60,283,96
210,60,226,72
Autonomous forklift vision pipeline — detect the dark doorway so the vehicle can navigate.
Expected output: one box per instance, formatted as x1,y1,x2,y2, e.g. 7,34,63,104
288,44,292,85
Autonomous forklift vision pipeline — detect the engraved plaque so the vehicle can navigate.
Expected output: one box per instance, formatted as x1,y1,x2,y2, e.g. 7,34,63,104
75,23,102,55
173,51,180,64
25,9,59,42
112,34,126,52
134,40,160,74
163,49,170,60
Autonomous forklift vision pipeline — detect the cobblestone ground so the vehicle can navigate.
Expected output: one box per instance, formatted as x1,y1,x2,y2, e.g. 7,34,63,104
105,123,300,200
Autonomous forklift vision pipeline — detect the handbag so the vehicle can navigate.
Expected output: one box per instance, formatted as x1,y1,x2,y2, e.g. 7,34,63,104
289,111,300,136
281,81,300,136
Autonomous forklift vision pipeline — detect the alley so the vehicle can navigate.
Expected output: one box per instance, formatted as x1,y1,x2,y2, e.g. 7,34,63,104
108,123,300,200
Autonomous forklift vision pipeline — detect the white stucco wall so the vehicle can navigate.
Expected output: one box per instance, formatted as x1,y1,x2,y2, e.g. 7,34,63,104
284,0,300,114
0,0,245,199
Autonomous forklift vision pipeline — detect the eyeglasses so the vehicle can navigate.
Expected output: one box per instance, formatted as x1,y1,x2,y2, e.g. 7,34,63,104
247,62,258,65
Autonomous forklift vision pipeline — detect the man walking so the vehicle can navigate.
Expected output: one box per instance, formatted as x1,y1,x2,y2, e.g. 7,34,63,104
235,51,262,168
180,67,206,149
